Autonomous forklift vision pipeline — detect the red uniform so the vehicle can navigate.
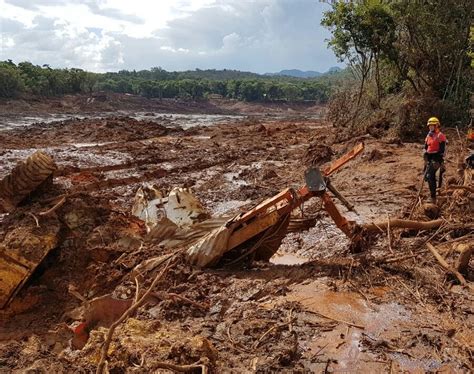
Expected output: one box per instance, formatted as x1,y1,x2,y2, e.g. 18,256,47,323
425,130,446,154
424,129,447,201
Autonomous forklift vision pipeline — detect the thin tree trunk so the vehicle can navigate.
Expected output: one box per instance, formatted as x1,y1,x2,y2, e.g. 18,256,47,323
375,54,381,107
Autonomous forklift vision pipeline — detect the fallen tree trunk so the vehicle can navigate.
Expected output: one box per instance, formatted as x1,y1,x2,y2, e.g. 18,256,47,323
454,243,473,275
452,168,472,199
443,185,474,194
426,242,467,286
362,219,443,232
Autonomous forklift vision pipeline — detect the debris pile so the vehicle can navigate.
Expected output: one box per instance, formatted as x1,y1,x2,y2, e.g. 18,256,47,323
303,141,333,167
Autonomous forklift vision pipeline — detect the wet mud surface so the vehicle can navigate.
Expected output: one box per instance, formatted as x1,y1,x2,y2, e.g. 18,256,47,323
0,97,472,373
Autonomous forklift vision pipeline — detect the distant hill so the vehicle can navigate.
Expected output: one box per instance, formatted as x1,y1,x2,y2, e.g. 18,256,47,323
326,66,343,74
266,67,343,78
107,67,345,81
178,68,262,80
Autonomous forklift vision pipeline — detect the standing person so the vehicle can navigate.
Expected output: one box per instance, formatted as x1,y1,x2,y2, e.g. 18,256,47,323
423,117,447,203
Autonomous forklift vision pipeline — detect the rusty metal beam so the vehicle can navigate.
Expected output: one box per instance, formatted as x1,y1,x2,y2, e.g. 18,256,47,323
323,143,364,177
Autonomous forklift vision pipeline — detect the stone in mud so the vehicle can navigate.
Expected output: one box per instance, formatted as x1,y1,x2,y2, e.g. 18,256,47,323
169,336,218,364
261,169,279,180
423,203,440,219
367,149,384,161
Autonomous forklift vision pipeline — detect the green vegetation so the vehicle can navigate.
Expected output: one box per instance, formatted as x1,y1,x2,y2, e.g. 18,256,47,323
0,61,345,103
322,0,472,139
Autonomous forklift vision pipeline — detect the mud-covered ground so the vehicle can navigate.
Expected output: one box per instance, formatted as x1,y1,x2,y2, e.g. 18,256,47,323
0,96,472,373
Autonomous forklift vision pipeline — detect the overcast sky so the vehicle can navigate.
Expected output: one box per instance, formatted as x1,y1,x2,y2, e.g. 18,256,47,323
0,0,341,73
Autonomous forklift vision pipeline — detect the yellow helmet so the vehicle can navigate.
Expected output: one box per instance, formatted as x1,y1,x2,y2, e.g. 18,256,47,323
427,117,440,127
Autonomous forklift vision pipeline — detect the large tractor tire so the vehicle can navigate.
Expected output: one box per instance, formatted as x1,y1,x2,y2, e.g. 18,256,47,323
0,151,56,212
0,151,58,309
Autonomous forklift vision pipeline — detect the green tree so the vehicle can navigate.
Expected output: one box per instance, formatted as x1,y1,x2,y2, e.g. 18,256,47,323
322,0,472,131
226,80,241,99
322,1,396,106
67,68,87,93
0,60,346,104
281,83,302,101
239,80,265,101
115,79,132,93
0,62,24,97
391,0,472,107
209,80,227,96
83,72,98,94
265,82,283,100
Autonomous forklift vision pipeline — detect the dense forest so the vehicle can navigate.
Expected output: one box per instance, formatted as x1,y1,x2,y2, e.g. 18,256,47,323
0,61,347,103
321,0,473,138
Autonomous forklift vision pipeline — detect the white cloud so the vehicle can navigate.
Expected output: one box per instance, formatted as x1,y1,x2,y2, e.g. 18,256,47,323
0,0,341,73
160,45,190,53
3,37,15,48
220,32,241,52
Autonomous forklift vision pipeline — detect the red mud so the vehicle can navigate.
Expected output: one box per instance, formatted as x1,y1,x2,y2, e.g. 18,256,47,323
0,96,472,373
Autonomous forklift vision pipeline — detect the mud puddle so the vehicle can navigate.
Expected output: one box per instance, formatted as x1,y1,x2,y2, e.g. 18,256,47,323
131,112,243,129
280,219,349,259
0,147,131,179
0,112,243,131
209,199,251,216
0,114,87,131
268,281,450,372
224,172,250,187
71,141,116,148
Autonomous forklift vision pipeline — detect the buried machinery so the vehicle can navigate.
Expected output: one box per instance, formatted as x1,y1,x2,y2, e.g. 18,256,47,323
0,143,446,309
185,143,365,267
0,145,363,308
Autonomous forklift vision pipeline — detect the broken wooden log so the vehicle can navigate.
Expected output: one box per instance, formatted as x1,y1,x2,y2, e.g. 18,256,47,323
363,219,443,232
451,168,472,200
443,185,474,194
426,242,467,286
454,243,473,275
